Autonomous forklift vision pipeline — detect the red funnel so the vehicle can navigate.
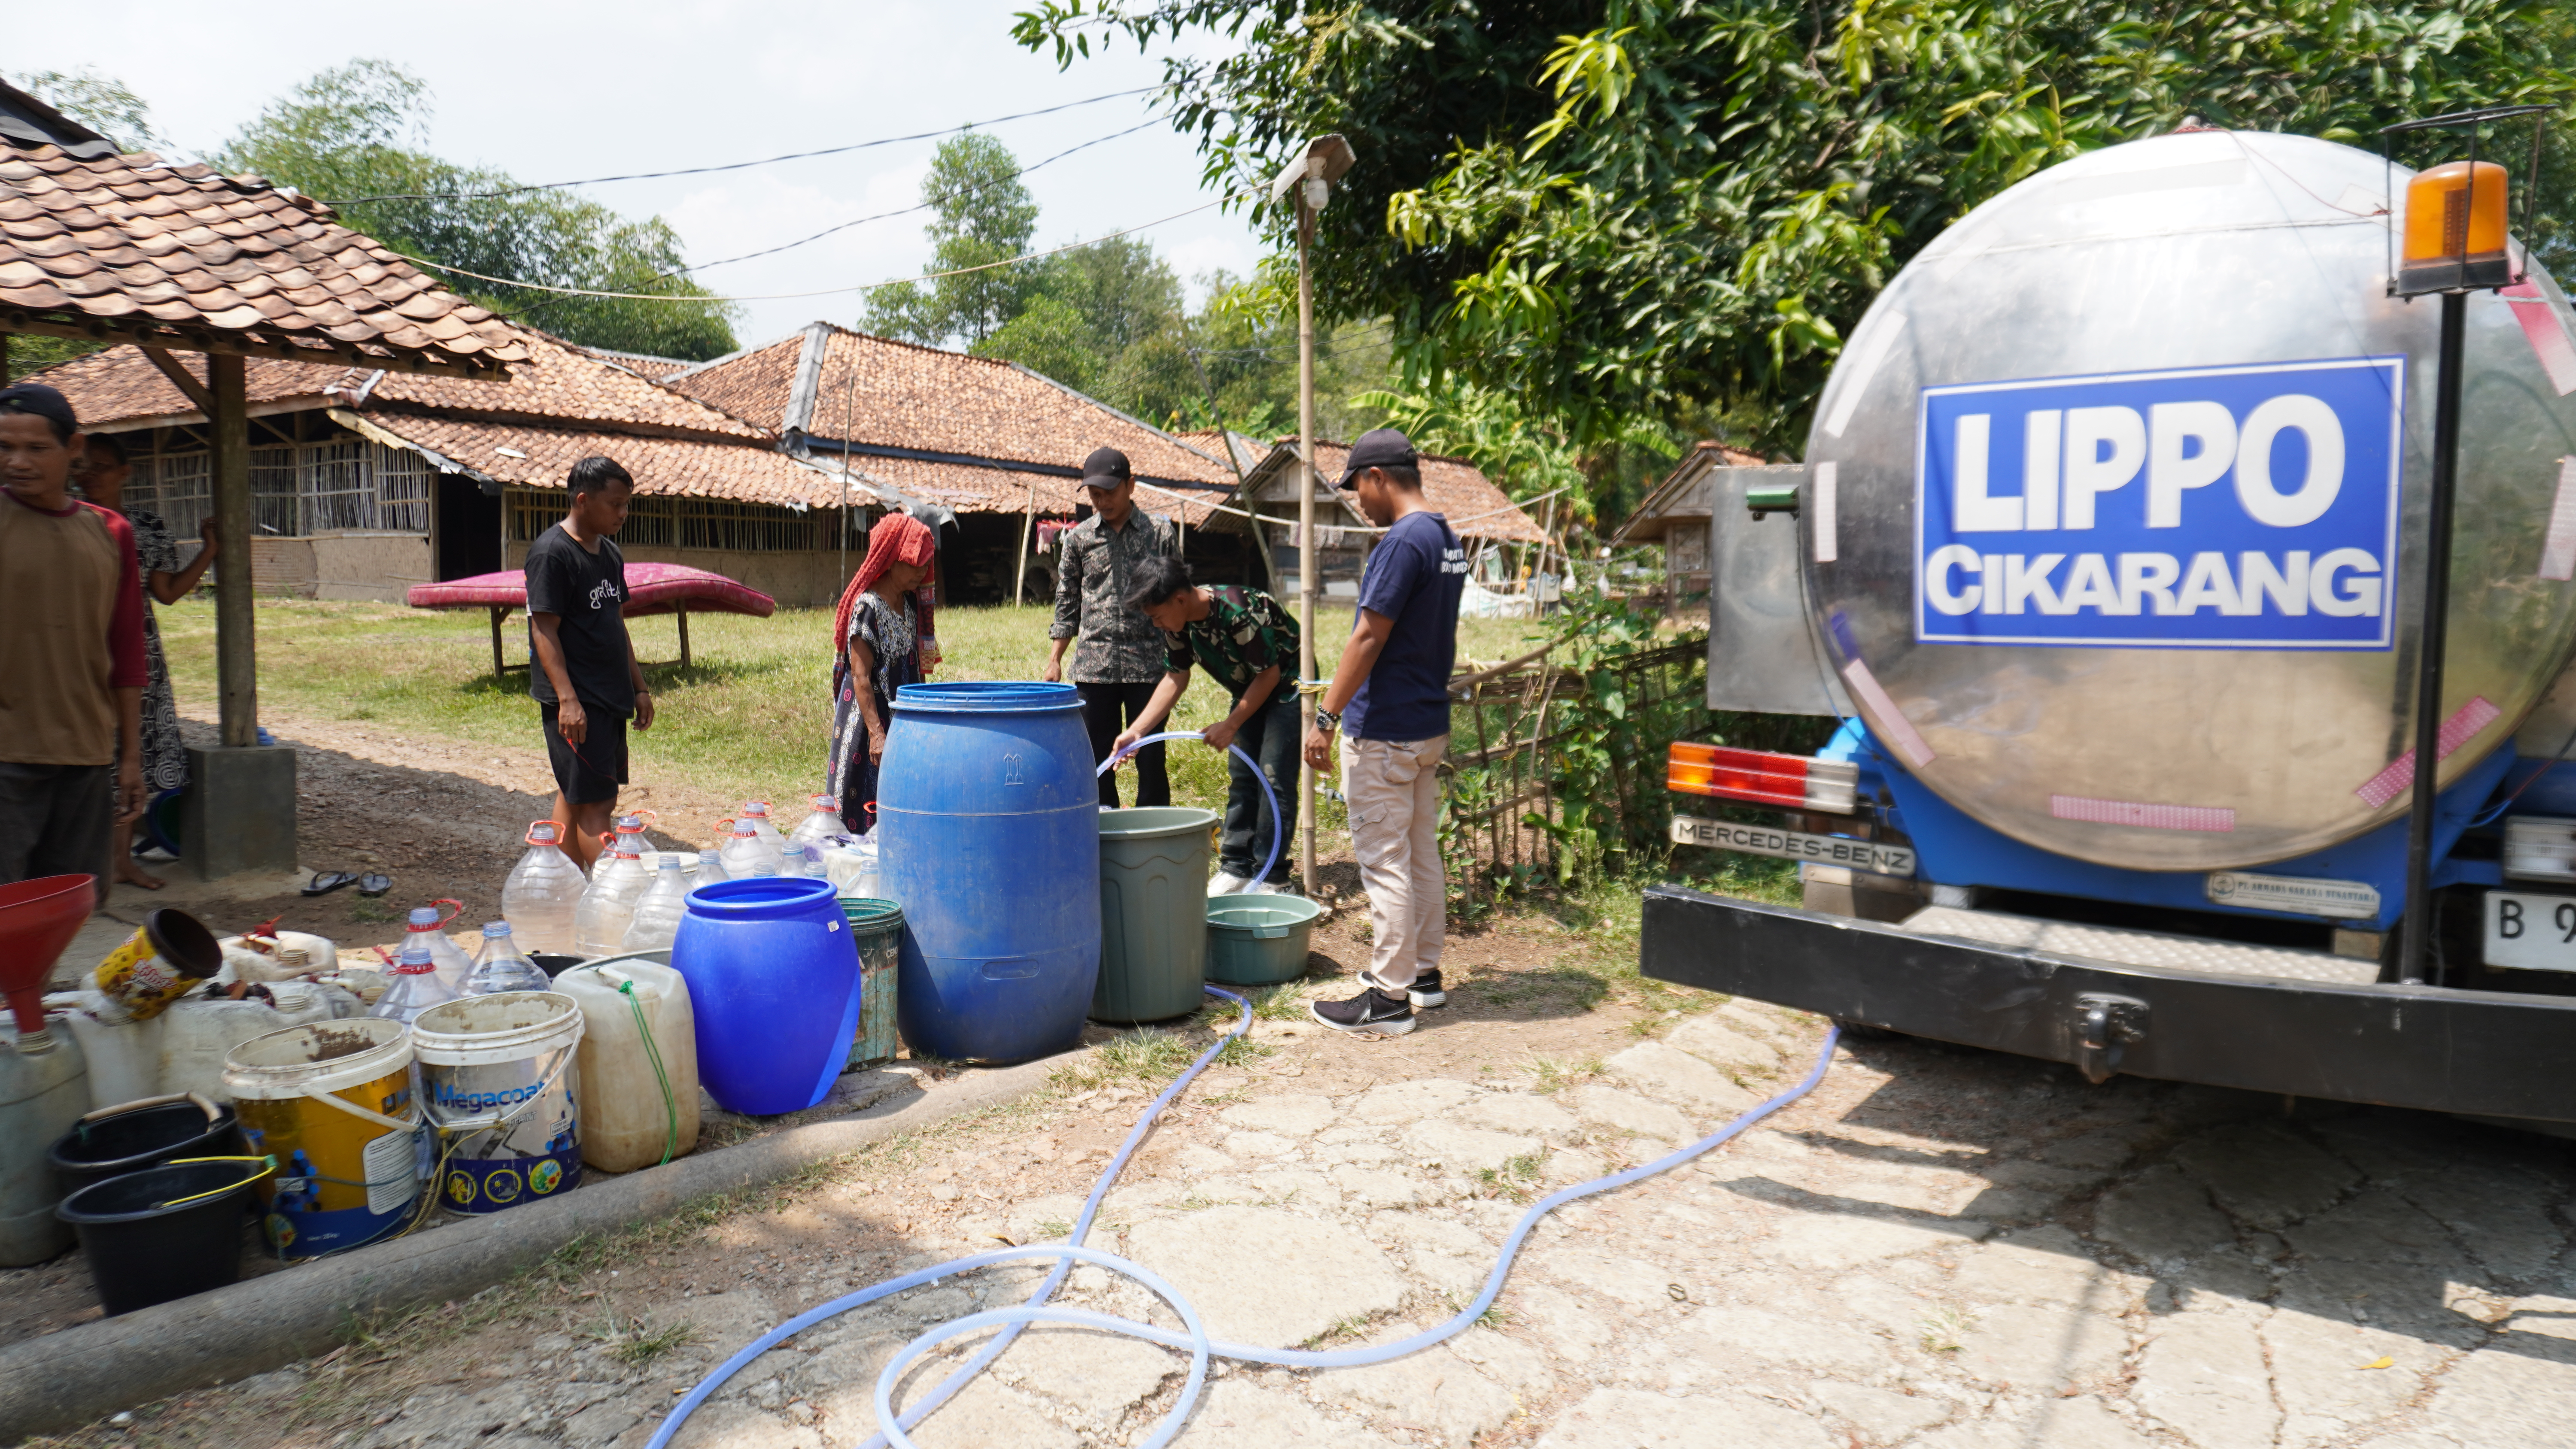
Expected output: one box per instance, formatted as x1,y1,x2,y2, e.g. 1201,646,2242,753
0,874,94,1035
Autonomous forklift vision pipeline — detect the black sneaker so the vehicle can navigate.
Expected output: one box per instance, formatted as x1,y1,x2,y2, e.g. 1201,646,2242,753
1311,986,1416,1035
1405,969,1446,1009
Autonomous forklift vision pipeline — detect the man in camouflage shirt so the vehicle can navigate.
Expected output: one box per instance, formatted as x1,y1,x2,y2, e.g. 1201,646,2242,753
1113,555,1303,894
1045,447,1181,806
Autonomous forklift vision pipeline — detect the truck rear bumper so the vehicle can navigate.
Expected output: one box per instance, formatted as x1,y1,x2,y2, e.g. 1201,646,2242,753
1641,885,2576,1123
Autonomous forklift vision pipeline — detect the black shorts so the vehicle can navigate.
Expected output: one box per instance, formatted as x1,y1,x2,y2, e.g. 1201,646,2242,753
541,703,629,804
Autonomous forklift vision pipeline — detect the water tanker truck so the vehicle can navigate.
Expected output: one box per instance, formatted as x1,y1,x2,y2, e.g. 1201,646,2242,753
1640,124,2576,1128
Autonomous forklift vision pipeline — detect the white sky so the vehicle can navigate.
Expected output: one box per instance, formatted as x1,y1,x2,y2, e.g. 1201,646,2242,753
17,0,1267,350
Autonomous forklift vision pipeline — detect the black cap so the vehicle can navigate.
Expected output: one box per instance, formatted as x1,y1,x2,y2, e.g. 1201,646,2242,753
1337,427,1417,489
0,382,79,440
1080,446,1132,490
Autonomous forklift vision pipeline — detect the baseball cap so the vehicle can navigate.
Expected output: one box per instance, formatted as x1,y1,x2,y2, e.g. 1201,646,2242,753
1080,447,1133,490
0,382,79,440
1336,427,1418,489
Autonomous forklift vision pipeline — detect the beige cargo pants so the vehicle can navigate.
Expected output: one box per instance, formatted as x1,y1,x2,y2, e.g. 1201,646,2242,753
1342,734,1448,991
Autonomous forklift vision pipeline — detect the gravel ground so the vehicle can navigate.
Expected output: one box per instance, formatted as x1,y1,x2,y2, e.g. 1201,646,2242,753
17,718,2576,1449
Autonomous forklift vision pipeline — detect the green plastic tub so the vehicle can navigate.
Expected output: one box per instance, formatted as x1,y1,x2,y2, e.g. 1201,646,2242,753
1094,807,1218,1023
839,898,903,1068
1205,894,1321,986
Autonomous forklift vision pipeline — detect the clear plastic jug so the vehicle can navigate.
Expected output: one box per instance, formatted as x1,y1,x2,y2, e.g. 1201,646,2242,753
369,939,461,1025
402,902,475,992
741,801,785,856
574,835,651,959
780,842,811,879
622,856,692,953
465,922,552,995
717,817,778,880
787,794,844,851
697,849,726,884
500,821,586,957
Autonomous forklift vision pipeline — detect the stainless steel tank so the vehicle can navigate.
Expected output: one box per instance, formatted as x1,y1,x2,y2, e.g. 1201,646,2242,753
1804,129,2576,870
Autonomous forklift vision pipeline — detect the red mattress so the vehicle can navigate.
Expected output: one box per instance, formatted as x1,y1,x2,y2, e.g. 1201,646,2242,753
406,563,777,619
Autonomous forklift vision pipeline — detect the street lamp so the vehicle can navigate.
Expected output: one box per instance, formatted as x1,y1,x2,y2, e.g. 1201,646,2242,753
2381,103,2550,986
1269,133,1357,892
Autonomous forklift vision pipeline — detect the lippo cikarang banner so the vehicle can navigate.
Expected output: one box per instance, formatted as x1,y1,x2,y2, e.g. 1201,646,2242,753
1913,356,2404,649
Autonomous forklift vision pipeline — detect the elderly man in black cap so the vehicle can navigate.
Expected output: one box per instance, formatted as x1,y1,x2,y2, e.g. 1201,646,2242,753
0,382,148,890
1045,446,1182,806
1304,429,1468,1036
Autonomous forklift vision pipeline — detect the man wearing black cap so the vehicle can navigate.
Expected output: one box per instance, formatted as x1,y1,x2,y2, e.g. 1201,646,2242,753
1045,446,1181,806
0,382,148,890
1305,429,1468,1035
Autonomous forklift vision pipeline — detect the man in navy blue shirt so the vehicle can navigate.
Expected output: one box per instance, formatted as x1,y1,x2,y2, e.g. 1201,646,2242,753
1304,429,1467,1035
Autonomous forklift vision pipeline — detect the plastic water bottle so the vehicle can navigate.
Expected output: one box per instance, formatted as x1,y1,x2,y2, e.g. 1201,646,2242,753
574,833,651,958
465,922,551,995
402,905,476,993
623,855,691,952
741,801,786,858
781,842,811,879
697,848,726,884
369,939,461,1025
787,794,844,851
501,821,587,957
718,817,776,880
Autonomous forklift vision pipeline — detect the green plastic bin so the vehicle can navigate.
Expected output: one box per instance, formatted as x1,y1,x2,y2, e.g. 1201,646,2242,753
839,898,903,1068
1205,894,1321,985
1094,807,1218,1023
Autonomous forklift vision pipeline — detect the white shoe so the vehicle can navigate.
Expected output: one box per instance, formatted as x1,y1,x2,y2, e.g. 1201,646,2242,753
1207,871,1252,897
1243,879,1301,897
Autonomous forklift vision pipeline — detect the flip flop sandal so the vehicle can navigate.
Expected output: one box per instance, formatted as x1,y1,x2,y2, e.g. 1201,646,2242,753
357,874,393,897
301,871,361,897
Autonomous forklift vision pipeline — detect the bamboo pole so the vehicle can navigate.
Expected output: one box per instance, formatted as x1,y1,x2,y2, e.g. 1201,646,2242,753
1296,189,1320,893
1015,482,1036,606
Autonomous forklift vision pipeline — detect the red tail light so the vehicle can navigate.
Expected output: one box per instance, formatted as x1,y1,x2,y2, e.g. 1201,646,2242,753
1667,743,1858,813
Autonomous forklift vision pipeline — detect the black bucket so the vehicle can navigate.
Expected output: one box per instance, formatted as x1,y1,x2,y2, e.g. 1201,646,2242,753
57,1158,270,1316
46,1094,241,1199
530,952,582,979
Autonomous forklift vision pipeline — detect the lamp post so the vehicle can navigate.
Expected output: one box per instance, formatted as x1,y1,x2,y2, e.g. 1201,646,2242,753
1269,134,1356,892
2382,104,2550,985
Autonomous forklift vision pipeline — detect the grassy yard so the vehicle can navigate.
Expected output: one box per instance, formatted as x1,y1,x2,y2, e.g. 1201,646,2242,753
158,598,1552,827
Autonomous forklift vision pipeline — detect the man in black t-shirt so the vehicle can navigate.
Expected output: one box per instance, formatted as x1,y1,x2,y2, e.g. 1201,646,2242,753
527,456,654,870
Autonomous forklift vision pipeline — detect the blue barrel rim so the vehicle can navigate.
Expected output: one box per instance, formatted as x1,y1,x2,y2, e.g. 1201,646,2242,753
684,876,841,918
894,681,1083,714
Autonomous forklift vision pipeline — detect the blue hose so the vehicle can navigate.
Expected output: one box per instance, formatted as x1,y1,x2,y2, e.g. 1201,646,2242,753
1099,729,1282,888
647,1008,1841,1449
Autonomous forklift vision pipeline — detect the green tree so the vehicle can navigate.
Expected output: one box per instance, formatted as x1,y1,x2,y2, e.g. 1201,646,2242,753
222,61,740,361
865,133,1046,346
1016,0,2576,457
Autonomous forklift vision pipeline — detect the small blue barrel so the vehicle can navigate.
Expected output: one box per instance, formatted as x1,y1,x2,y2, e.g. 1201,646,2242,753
671,877,861,1114
882,682,1100,1063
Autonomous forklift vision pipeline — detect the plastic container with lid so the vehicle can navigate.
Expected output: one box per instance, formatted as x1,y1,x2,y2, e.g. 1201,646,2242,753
2,1012,88,1266
623,856,692,953
369,940,462,1026
575,834,652,959
159,980,341,1101
502,821,588,957
553,955,699,1173
717,815,781,880
465,922,552,996
401,903,476,993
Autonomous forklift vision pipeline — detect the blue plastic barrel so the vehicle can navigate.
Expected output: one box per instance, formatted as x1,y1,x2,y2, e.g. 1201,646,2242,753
671,876,861,1114
881,682,1100,1063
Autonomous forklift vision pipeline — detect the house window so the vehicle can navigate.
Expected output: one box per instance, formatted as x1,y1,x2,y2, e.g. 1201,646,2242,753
141,452,212,540
251,446,299,537
621,495,676,548
373,445,433,533
302,440,372,531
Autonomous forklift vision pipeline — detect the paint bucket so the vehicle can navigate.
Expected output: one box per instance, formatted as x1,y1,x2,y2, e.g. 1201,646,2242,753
223,1019,419,1257
56,1155,274,1315
46,1092,241,1199
410,992,583,1214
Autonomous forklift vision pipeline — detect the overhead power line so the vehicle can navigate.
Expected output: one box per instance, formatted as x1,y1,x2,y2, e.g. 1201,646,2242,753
320,86,1163,205
397,197,1234,303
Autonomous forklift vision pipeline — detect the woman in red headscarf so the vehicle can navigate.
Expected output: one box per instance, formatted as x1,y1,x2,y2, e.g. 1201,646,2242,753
828,511,938,831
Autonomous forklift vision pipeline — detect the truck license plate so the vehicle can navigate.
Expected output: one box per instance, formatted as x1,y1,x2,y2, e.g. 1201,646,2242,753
1670,815,1915,876
2485,891,2576,973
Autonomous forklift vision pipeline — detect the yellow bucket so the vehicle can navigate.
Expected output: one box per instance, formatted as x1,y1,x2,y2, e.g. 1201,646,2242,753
222,1019,419,1256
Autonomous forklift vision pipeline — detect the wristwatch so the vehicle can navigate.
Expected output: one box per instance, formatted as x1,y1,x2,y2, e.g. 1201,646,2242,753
1315,708,1342,732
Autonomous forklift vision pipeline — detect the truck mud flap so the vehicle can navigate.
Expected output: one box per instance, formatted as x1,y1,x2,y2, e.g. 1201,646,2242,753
1641,885,2576,1124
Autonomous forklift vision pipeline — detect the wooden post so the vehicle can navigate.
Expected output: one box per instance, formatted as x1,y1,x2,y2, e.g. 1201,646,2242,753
210,354,257,747
489,606,507,680
1015,482,1036,606
677,606,692,668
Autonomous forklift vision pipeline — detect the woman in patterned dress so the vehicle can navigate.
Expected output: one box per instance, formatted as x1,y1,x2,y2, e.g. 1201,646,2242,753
826,512,938,833
72,433,218,889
